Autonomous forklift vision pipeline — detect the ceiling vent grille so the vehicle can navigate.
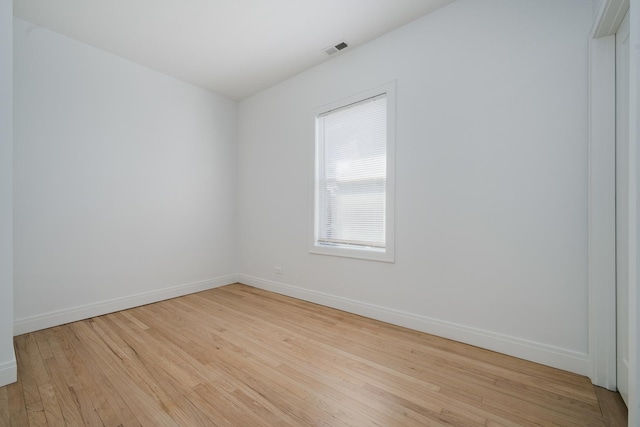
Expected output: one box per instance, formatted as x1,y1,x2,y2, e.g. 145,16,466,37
324,41,349,56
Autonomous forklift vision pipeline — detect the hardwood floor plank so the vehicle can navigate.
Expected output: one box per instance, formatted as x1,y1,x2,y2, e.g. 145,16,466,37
594,386,628,427
14,335,44,418
36,382,66,427
0,386,8,427
7,374,29,427
20,333,67,427
42,356,85,426
120,310,150,330
84,316,192,426
70,320,179,426
0,283,626,426
87,316,217,426
61,323,139,427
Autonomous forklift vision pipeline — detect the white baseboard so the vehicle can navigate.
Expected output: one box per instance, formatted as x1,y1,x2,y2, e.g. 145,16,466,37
13,274,239,335
239,274,590,376
0,356,17,387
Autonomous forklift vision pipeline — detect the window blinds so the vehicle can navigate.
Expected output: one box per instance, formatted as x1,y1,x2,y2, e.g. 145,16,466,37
316,93,387,250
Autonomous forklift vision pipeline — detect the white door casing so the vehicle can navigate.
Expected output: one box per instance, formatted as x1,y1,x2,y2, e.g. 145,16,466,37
588,0,624,391
616,8,631,407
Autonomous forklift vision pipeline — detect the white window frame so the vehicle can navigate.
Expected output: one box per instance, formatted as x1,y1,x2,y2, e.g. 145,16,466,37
309,82,396,263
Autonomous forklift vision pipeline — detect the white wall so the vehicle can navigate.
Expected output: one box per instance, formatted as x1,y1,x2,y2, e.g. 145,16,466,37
0,0,16,386
238,0,593,374
13,18,238,334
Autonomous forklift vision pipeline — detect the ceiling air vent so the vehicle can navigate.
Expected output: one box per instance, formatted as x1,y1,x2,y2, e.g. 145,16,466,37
324,41,349,56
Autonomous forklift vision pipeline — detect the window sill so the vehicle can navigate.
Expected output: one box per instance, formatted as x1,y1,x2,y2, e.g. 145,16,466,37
309,244,395,263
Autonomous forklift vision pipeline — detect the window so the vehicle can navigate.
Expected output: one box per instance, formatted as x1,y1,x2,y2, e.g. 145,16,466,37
311,83,395,262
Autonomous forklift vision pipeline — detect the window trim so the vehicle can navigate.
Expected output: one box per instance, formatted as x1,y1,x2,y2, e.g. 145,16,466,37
309,82,396,263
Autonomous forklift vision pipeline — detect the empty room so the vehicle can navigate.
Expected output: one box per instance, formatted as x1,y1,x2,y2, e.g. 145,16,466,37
1,0,638,425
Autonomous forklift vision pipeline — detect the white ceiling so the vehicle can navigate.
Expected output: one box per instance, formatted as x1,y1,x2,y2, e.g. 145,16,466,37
13,0,455,100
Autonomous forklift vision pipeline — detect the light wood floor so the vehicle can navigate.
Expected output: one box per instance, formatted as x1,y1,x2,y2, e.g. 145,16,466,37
0,283,627,426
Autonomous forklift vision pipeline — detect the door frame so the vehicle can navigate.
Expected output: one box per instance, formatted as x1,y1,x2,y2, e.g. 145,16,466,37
589,0,638,423
588,0,628,391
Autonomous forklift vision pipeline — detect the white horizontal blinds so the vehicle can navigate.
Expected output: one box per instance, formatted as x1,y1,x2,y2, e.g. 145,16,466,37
317,93,387,249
